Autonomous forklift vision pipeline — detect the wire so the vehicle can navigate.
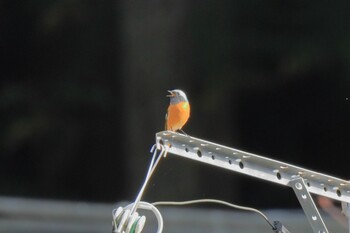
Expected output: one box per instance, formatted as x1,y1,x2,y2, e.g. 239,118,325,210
114,145,277,233
129,145,167,215
153,199,275,230
112,145,168,233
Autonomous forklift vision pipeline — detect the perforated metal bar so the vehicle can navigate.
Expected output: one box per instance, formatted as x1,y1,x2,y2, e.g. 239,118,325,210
155,131,350,203
290,177,328,233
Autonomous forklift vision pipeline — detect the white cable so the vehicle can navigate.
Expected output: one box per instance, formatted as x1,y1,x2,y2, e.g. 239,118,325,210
129,145,167,215
113,145,277,232
153,199,275,229
112,145,167,233
125,202,163,233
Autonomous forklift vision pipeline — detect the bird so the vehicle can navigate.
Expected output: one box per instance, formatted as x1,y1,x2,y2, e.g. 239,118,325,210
165,89,190,133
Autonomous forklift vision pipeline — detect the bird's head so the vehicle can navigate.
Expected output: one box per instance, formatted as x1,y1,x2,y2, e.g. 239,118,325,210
167,89,188,104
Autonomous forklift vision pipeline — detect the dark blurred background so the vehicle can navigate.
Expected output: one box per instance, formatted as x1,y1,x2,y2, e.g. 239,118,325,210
1,0,349,209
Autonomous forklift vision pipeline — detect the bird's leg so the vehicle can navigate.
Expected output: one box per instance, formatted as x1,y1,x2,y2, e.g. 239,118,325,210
178,129,188,136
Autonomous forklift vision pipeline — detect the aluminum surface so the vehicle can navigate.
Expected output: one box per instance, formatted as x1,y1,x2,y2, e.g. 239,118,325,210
156,131,350,203
290,177,328,233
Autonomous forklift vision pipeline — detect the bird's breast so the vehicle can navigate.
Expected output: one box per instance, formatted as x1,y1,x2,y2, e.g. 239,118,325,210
166,101,190,130
169,102,190,116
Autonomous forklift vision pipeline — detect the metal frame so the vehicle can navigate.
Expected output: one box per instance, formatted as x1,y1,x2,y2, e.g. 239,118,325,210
155,131,350,233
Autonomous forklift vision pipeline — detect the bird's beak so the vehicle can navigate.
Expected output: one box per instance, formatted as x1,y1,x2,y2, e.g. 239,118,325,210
166,90,175,97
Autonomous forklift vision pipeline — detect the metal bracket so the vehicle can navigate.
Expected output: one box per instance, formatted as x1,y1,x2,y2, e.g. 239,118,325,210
289,177,328,233
155,131,350,232
342,201,350,232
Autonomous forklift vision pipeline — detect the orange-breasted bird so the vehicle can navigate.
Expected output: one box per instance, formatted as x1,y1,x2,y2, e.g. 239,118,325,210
165,89,190,132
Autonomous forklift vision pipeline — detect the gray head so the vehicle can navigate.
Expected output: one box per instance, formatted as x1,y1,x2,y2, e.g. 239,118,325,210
167,89,188,104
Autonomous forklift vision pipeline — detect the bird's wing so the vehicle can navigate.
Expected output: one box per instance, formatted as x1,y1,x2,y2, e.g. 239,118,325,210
164,111,168,130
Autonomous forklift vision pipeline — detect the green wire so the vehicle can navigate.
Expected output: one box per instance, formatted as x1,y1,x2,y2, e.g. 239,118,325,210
129,217,140,233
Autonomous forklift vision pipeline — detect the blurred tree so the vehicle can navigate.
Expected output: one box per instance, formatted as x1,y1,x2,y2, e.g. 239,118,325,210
0,0,349,209
0,0,123,202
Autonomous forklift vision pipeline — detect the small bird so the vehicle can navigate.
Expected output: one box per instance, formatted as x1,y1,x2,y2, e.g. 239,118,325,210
165,89,190,133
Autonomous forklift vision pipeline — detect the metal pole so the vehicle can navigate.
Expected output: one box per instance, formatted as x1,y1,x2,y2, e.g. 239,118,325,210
156,131,350,232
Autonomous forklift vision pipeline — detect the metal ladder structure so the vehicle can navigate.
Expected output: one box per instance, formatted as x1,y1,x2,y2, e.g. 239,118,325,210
155,131,350,233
